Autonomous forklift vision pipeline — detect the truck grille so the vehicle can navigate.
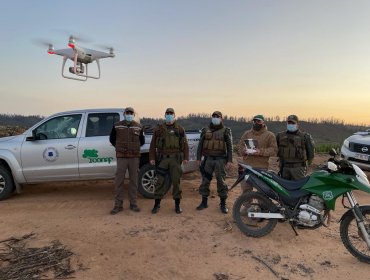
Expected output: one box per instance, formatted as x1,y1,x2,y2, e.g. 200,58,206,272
349,143,370,155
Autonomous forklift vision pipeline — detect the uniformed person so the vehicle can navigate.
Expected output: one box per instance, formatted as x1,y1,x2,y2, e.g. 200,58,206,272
196,111,233,214
109,107,145,214
237,114,278,192
149,108,189,214
276,115,315,180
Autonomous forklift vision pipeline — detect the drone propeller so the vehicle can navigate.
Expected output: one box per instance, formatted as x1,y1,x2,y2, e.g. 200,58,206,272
95,44,115,55
32,39,55,54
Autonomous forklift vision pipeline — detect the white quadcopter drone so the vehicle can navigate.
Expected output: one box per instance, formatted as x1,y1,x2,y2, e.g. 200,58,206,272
46,35,115,81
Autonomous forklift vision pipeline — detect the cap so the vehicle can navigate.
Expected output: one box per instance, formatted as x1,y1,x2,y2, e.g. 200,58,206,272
165,107,175,114
287,114,298,123
125,107,135,114
253,114,265,121
212,111,222,118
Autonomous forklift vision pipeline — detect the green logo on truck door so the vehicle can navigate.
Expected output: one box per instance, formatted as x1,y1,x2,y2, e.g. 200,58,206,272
82,149,113,164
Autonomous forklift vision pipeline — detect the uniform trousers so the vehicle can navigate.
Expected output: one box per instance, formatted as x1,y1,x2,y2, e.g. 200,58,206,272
114,157,140,205
199,157,228,198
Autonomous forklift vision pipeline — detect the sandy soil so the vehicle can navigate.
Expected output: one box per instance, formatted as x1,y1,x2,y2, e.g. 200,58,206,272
1,154,370,280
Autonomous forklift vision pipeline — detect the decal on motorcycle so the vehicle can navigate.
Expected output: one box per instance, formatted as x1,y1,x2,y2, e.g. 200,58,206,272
82,149,113,164
43,147,59,162
322,191,334,200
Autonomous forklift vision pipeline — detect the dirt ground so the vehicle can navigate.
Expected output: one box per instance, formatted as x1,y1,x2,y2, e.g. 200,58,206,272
1,154,370,280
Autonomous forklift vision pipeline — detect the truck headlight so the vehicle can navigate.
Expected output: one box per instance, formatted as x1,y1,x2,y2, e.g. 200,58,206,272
343,139,350,149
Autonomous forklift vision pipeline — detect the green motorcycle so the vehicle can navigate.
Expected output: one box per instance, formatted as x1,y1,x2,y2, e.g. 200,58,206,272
230,150,370,263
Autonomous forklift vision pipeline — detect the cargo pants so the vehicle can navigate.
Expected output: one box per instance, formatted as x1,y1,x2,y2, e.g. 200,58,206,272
199,157,228,198
154,156,183,199
114,157,140,206
281,166,307,180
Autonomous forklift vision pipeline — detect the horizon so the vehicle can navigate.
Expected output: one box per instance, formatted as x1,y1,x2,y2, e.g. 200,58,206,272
2,1,370,124
0,111,368,127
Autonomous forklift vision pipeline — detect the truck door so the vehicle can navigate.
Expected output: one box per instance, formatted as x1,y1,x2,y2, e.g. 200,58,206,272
21,114,83,182
78,112,120,179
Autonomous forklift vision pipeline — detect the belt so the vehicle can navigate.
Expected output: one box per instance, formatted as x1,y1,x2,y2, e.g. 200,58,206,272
162,154,178,158
283,162,305,168
207,156,226,160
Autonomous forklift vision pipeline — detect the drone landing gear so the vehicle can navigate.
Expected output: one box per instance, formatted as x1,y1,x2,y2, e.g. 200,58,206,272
61,55,101,81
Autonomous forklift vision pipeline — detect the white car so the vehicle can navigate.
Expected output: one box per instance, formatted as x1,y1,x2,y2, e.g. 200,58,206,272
341,130,370,170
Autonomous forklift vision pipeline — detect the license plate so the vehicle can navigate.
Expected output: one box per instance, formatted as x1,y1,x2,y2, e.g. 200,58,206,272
354,153,369,161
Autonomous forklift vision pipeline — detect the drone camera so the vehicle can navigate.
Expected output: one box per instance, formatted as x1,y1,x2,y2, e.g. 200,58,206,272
69,65,84,74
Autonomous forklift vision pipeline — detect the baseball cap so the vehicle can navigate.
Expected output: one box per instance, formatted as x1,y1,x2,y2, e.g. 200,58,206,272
125,107,135,114
165,108,175,114
253,114,265,121
212,111,222,118
287,115,298,123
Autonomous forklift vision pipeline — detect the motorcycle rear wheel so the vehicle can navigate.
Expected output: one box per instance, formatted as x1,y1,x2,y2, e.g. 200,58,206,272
340,206,370,263
233,192,277,238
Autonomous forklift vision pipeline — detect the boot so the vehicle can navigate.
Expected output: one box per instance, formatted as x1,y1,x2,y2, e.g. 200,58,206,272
151,199,161,214
175,198,183,214
220,197,228,214
110,201,123,215
130,203,140,212
196,196,208,210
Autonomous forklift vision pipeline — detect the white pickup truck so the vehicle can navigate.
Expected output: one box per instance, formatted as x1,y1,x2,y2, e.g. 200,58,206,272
0,108,200,200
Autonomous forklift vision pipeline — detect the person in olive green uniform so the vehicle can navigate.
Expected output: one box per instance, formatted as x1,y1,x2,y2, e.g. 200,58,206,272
196,111,233,214
276,115,315,180
149,108,189,214
109,107,145,214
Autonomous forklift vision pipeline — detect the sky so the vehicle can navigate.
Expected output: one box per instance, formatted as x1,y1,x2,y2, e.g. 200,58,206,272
1,0,370,125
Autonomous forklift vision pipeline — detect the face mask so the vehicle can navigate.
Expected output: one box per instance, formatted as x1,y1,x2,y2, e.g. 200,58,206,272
253,123,263,131
125,114,134,122
287,124,298,132
211,117,221,126
165,114,174,123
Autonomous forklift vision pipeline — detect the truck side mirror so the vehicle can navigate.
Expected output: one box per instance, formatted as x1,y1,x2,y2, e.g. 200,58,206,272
26,130,37,141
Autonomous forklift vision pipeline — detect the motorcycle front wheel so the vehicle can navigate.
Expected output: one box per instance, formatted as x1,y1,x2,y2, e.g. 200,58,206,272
233,192,277,238
340,206,370,263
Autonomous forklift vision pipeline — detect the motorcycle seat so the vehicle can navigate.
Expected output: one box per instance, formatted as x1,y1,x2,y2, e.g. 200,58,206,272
270,173,310,191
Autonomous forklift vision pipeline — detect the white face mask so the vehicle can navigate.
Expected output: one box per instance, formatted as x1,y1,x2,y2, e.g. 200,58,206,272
165,114,174,123
287,124,298,132
125,114,134,122
212,117,221,126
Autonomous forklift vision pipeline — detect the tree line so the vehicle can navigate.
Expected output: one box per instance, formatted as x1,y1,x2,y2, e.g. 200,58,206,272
0,113,368,146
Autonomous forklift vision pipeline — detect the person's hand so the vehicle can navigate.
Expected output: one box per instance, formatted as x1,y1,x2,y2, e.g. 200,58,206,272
225,162,233,170
245,148,256,155
182,160,189,165
150,160,155,165
254,148,261,156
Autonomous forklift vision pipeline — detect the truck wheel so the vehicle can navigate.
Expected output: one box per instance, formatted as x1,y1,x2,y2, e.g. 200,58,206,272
138,164,171,199
0,166,14,201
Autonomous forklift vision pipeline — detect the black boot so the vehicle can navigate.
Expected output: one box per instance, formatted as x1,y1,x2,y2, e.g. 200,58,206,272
151,199,161,214
220,197,228,214
196,196,208,210
175,198,183,214
110,201,123,215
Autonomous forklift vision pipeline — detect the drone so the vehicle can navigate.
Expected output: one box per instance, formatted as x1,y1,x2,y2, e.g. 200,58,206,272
46,35,115,81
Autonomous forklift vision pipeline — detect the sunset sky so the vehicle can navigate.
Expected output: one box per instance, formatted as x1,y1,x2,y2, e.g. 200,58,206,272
1,1,370,125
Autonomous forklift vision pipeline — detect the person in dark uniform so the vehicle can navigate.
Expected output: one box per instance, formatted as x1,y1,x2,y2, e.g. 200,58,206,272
195,111,233,214
276,114,315,180
109,107,145,214
149,108,189,214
